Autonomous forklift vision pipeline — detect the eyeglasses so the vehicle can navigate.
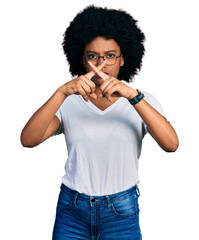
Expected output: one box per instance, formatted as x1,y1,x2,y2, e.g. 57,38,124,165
84,52,122,66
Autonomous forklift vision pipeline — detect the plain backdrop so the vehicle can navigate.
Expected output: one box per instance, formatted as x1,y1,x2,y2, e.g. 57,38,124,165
1,0,198,239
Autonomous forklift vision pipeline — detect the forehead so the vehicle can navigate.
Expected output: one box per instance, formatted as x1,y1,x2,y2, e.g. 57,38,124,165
84,36,121,53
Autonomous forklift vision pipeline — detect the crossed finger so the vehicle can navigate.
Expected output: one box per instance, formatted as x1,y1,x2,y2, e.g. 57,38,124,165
87,61,110,81
85,60,107,80
88,61,121,100
79,60,107,100
83,60,118,102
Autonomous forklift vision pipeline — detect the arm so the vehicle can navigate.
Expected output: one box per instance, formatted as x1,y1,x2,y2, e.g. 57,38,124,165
87,62,179,152
128,90,179,152
20,89,67,148
20,61,108,148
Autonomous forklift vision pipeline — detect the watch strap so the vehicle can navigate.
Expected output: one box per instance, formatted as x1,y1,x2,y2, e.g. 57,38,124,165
128,89,144,105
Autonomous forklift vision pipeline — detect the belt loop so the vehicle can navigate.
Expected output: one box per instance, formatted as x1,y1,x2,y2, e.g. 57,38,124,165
105,195,112,209
136,185,140,197
73,192,79,205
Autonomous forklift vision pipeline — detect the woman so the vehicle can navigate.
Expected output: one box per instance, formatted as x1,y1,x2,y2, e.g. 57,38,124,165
21,5,179,240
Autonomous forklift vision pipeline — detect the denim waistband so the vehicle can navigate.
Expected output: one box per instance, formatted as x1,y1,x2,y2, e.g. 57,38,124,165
60,183,140,206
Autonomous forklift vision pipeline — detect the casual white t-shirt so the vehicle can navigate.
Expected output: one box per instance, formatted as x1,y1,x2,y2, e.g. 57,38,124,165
53,91,165,196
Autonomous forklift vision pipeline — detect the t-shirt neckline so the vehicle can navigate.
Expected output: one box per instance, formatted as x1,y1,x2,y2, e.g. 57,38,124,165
79,95,124,115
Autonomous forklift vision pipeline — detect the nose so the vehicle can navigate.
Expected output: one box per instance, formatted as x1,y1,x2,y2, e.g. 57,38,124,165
97,56,105,66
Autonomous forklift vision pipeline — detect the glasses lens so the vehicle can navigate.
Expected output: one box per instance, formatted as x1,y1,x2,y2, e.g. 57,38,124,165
104,53,117,65
86,54,98,65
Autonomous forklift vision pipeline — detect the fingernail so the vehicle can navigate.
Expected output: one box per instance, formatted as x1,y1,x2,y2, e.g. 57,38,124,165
106,97,112,103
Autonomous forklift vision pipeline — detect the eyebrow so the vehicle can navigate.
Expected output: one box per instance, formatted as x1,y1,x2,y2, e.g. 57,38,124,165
86,50,117,54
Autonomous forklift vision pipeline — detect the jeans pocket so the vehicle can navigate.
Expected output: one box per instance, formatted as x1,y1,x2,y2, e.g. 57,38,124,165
57,190,73,210
111,193,137,217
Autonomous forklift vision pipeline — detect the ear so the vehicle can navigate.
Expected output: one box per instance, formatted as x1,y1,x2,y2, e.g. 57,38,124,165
120,54,124,66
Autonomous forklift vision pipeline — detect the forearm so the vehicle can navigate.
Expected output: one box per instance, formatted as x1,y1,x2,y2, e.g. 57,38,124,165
21,88,67,147
128,90,179,152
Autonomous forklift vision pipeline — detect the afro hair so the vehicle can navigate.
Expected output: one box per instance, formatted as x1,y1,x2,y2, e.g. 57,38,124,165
62,5,146,82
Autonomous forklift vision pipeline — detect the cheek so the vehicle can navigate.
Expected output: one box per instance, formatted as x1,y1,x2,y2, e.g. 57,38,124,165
84,63,92,73
110,65,121,77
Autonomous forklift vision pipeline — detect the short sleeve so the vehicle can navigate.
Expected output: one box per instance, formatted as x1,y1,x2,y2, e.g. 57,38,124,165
142,91,167,135
52,108,64,136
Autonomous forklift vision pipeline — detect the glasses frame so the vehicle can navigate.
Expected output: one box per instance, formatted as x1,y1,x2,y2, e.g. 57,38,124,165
84,53,122,66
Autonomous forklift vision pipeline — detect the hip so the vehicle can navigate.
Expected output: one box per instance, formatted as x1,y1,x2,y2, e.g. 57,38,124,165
53,183,142,239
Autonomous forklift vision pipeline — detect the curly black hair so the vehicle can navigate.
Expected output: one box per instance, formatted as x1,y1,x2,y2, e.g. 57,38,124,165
62,5,146,82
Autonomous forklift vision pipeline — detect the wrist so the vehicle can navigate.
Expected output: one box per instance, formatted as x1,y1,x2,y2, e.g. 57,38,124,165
128,89,144,105
127,89,138,100
56,86,68,99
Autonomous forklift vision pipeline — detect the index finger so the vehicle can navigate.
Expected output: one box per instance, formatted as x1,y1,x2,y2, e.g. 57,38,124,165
87,61,109,81
85,60,107,80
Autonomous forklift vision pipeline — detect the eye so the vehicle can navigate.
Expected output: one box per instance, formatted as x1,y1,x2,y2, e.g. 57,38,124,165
106,53,116,58
87,54,97,60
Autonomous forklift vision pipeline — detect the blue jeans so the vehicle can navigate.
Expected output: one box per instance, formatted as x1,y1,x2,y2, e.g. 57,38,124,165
52,184,142,240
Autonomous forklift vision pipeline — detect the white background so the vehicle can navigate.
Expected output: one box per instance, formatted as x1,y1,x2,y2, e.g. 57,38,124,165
1,0,198,239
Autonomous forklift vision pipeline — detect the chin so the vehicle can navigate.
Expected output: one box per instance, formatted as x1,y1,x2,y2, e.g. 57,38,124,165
92,77,104,86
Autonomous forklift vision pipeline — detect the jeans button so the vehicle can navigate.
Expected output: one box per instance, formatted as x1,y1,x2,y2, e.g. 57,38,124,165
91,198,96,203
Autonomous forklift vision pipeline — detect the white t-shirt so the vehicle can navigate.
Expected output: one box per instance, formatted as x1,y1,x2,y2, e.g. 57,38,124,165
53,91,165,196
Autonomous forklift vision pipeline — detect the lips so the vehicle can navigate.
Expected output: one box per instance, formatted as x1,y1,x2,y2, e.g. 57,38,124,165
95,72,109,78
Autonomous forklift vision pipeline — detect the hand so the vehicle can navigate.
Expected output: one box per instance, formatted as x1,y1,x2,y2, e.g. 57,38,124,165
88,61,138,102
59,61,107,102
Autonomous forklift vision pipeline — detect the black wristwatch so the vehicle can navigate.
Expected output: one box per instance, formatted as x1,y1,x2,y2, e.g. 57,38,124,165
128,89,144,105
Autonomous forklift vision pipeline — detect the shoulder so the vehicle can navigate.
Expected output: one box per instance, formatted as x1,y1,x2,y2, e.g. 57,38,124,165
60,94,80,108
142,91,166,117
142,91,161,104
142,91,156,100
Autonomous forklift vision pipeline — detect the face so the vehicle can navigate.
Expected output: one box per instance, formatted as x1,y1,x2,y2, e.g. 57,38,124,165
83,36,124,86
